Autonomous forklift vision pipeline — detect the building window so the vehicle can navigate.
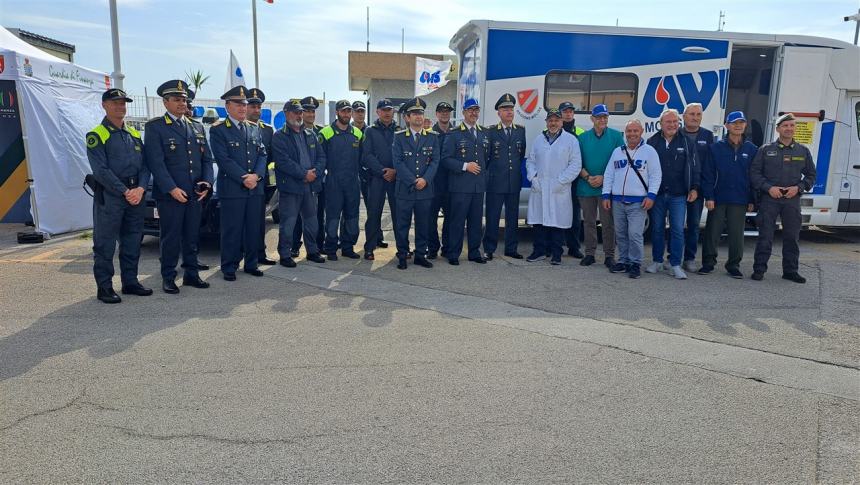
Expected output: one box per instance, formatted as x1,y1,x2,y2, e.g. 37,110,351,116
545,71,638,115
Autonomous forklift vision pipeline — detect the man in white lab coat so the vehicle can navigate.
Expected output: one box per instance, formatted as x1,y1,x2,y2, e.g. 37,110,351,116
525,108,583,265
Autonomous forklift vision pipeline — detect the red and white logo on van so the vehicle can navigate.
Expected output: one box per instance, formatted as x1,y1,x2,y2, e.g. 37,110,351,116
0,55,5,74
516,89,542,120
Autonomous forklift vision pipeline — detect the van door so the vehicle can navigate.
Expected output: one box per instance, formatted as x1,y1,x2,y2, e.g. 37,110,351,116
842,97,860,225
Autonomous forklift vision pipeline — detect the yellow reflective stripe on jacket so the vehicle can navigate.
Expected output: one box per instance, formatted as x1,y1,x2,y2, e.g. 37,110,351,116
267,162,276,185
91,125,111,144
319,125,363,141
127,125,141,139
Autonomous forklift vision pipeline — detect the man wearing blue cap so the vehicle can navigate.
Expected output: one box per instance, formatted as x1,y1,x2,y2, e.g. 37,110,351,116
247,88,277,266
576,104,624,268
209,85,268,280
699,111,757,278
360,98,400,260
145,79,214,294
291,96,326,258
87,88,151,303
483,93,526,260
272,100,327,267
557,101,586,259
391,97,439,269
441,98,490,265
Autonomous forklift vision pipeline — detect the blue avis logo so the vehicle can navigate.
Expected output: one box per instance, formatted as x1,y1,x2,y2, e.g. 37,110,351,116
419,70,442,85
642,69,728,118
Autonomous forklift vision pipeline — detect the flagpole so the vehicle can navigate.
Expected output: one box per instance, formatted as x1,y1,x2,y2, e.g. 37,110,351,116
252,0,260,87
108,0,124,89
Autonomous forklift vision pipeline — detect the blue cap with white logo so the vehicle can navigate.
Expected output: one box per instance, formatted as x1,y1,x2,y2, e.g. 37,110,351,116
463,98,480,110
726,111,746,123
558,101,575,112
591,104,609,117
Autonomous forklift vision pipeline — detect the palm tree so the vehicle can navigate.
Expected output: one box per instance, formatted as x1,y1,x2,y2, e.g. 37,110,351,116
185,70,210,97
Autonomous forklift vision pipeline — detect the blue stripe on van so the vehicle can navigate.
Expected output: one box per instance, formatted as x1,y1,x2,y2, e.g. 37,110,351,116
486,30,729,81
812,121,834,195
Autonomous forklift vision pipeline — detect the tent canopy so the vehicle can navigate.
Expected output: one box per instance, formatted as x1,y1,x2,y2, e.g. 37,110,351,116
0,26,110,236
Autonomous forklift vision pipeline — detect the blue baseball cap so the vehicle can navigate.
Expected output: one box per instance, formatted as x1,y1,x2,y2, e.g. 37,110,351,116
463,98,480,110
558,101,575,112
376,98,394,109
591,104,609,117
726,111,747,123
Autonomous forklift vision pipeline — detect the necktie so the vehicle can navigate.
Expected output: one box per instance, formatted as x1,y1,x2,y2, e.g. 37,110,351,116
239,123,246,137
506,127,511,138
470,127,476,140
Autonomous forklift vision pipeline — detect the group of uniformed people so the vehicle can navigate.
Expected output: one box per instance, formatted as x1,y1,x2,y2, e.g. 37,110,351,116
87,82,816,304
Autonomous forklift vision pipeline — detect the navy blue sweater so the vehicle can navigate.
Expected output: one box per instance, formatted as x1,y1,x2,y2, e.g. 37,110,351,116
702,137,758,205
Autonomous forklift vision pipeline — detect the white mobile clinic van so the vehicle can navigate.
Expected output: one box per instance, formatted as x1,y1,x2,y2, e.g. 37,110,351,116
449,20,860,227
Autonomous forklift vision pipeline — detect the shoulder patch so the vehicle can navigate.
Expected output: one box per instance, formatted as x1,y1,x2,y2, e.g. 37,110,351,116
211,120,224,127
146,116,162,125
86,133,100,148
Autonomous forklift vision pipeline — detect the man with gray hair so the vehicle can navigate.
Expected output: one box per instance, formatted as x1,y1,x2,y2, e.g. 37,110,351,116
680,102,714,271
645,109,700,279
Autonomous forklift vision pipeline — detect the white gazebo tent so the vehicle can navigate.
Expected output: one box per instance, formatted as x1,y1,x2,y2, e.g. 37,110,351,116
0,26,110,236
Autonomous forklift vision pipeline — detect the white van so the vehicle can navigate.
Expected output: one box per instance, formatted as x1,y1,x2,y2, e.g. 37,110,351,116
449,20,860,227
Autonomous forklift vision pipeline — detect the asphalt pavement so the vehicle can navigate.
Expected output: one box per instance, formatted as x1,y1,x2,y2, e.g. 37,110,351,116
0,216,857,483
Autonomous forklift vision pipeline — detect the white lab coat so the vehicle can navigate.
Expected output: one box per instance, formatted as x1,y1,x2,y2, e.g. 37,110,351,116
526,130,583,228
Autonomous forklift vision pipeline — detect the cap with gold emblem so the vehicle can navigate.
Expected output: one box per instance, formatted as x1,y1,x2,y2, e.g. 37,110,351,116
545,108,562,120
775,113,796,126
300,96,320,110
221,85,248,104
351,100,366,111
494,93,516,110
283,99,304,113
335,99,352,111
404,97,427,113
101,88,133,103
157,79,190,98
248,88,265,105
435,101,454,112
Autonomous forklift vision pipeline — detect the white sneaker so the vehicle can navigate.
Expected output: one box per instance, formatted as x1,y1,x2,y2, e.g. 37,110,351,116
682,260,697,272
645,261,662,273
671,265,688,279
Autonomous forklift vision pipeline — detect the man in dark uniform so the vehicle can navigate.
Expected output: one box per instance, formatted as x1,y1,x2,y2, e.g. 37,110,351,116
392,97,439,269
749,113,816,283
361,98,399,260
87,88,152,303
247,88,277,265
441,98,490,265
483,93,526,260
559,101,585,259
428,101,454,260
209,85,268,280
145,80,214,294
291,95,326,257
272,100,327,267
318,100,364,260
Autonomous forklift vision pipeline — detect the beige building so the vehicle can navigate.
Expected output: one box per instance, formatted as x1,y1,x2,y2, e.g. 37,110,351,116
348,51,458,125
6,28,75,62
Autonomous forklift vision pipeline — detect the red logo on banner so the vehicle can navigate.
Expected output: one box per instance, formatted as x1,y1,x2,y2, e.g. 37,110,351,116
517,89,538,114
0,55,5,74
104,75,111,89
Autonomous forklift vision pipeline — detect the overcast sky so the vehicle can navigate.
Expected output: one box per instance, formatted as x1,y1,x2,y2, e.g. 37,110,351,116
1,0,857,103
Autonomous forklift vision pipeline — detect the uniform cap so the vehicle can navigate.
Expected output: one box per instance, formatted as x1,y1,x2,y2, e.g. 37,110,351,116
545,108,562,120
463,98,480,110
157,79,190,98
435,101,454,112
300,96,320,110
558,101,575,112
776,113,795,126
221,85,248,103
102,88,132,103
726,111,746,123
404,97,427,113
248,88,265,104
494,93,516,110
283,100,304,113
351,100,366,111
335,99,352,111
591,104,609,117
376,98,394,109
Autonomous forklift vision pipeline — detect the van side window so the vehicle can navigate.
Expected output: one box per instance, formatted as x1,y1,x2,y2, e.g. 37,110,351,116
855,102,860,142
544,71,638,115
